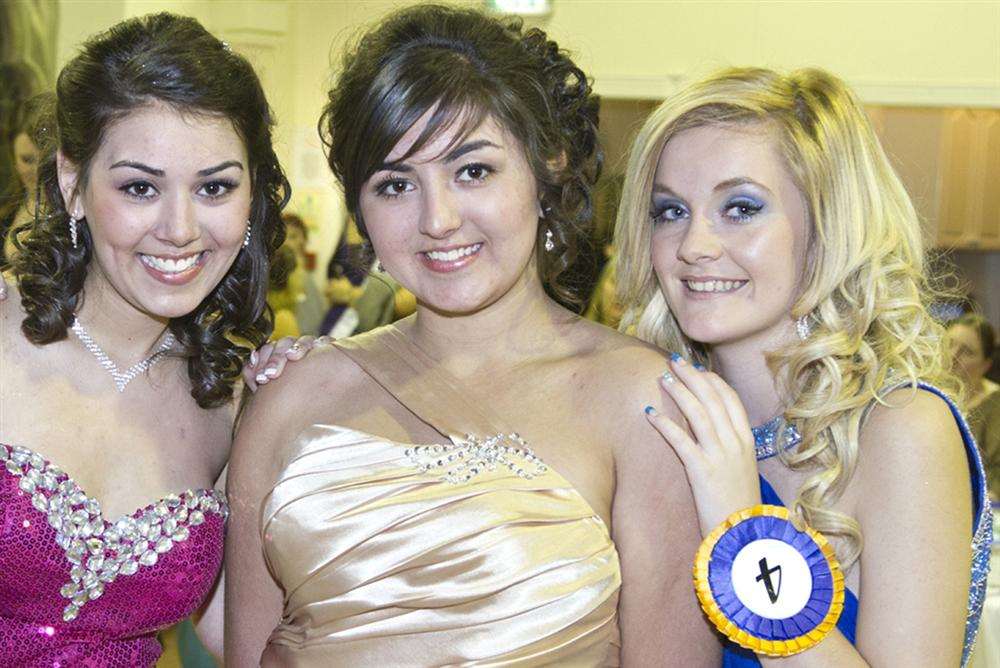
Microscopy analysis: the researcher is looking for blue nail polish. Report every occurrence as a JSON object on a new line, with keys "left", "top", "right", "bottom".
{"left": 644, "top": 405, "right": 656, "bottom": 415}
{"left": 669, "top": 352, "right": 682, "bottom": 362}
{"left": 693, "top": 362, "right": 706, "bottom": 371}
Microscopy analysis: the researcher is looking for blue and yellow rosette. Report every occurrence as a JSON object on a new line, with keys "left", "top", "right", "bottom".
{"left": 693, "top": 505, "right": 844, "bottom": 656}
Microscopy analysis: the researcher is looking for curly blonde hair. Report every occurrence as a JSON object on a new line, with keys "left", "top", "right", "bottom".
{"left": 615, "top": 67, "right": 960, "bottom": 566}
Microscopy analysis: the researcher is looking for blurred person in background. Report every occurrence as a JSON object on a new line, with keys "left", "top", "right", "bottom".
{"left": 949, "top": 314, "right": 1000, "bottom": 499}
{"left": 320, "top": 214, "right": 417, "bottom": 338}
{"left": 0, "top": 61, "right": 38, "bottom": 194}
{"left": 267, "top": 244, "right": 302, "bottom": 340}
{"left": 2, "top": 92, "right": 51, "bottom": 267}
{"left": 274, "top": 212, "right": 326, "bottom": 335}
{"left": 319, "top": 215, "right": 368, "bottom": 336}
{"left": 584, "top": 175, "right": 625, "bottom": 328}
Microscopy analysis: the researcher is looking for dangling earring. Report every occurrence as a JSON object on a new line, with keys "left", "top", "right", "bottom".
{"left": 69, "top": 215, "right": 79, "bottom": 249}
{"left": 796, "top": 314, "right": 812, "bottom": 341}
{"left": 544, "top": 228, "right": 555, "bottom": 253}
{"left": 376, "top": 259, "right": 385, "bottom": 273}
{"left": 242, "top": 219, "right": 251, "bottom": 248}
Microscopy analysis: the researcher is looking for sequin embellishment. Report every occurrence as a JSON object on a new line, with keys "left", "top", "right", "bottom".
{"left": 0, "top": 443, "right": 228, "bottom": 622}
{"left": 752, "top": 416, "right": 801, "bottom": 461}
{"left": 405, "top": 433, "right": 547, "bottom": 484}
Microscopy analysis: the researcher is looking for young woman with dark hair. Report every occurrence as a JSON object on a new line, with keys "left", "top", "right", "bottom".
{"left": 226, "top": 5, "right": 714, "bottom": 666}
{"left": 0, "top": 12, "right": 288, "bottom": 665}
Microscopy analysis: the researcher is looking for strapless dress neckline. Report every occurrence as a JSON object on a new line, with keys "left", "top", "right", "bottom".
{"left": 324, "top": 424, "right": 613, "bottom": 534}
{"left": 0, "top": 441, "right": 227, "bottom": 667}
{"left": 260, "top": 423, "right": 622, "bottom": 667}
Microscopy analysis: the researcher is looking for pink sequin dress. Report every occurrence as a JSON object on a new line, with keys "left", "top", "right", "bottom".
{"left": 0, "top": 443, "right": 227, "bottom": 667}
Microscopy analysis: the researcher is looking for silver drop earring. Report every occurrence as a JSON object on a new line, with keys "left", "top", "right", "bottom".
{"left": 544, "top": 228, "right": 555, "bottom": 253}
{"left": 796, "top": 314, "right": 812, "bottom": 341}
{"left": 69, "top": 216, "right": 78, "bottom": 249}
{"left": 376, "top": 259, "right": 385, "bottom": 273}
{"left": 242, "top": 219, "right": 251, "bottom": 248}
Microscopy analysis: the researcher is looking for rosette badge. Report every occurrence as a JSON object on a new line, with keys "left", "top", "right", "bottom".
{"left": 693, "top": 505, "right": 845, "bottom": 656}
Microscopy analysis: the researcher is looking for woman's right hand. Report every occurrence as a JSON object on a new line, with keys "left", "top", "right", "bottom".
{"left": 242, "top": 335, "right": 332, "bottom": 391}
{"left": 644, "top": 354, "right": 762, "bottom": 536}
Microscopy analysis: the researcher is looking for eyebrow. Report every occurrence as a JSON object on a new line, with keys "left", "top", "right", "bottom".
{"left": 443, "top": 139, "right": 500, "bottom": 163}
{"left": 110, "top": 160, "right": 164, "bottom": 176}
{"left": 651, "top": 177, "right": 775, "bottom": 198}
{"left": 108, "top": 160, "right": 244, "bottom": 177}
{"left": 652, "top": 183, "right": 679, "bottom": 197}
{"left": 376, "top": 139, "right": 502, "bottom": 173}
{"left": 713, "top": 177, "right": 773, "bottom": 195}
{"left": 198, "top": 160, "right": 244, "bottom": 176}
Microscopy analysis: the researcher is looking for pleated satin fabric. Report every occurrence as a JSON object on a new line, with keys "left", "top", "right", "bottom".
{"left": 258, "top": 328, "right": 622, "bottom": 667}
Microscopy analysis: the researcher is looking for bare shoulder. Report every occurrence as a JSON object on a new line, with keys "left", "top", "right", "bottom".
{"left": 570, "top": 318, "right": 671, "bottom": 415}
{"left": 249, "top": 342, "right": 368, "bottom": 412}
{"left": 564, "top": 319, "right": 687, "bottom": 480}
{"left": 0, "top": 282, "right": 39, "bottom": 359}
{"left": 0, "top": 279, "right": 25, "bottom": 328}
{"left": 856, "top": 386, "right": 966, "bottom": 496}
{"left": 861, "top": 387, "right": 963, "bottom": 461}
{"left": 230, "top": 343, "right": 368, "bottom": 478}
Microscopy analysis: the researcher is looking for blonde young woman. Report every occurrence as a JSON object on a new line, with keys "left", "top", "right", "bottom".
{"left": 615, "top": 68, "right": 990, "bottom": 666}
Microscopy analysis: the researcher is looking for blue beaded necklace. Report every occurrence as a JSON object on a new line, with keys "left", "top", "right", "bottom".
{"left": 752, "top": 416, "right": 802, "bottom": 461}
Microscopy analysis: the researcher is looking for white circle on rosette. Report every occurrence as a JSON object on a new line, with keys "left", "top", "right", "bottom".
{"left": 730, "top": 538, "right": 813, "bottom": 619}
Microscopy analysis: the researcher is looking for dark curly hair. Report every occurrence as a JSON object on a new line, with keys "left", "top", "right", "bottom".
{"left": 12, "top": 13, "right": 290, "bottom": 408}
{"left": 320, "top": 4, "right": 601, "bottom": 305}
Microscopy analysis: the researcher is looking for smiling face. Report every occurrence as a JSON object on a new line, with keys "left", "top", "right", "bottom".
{"left": 357, "top": 112, "right": 541, "bottom": 316}
{"left": 59, "top": 102, "right": 251, "bottom": 320}
{"left": 649, "top": 122, "right": 810, "bottom": 349}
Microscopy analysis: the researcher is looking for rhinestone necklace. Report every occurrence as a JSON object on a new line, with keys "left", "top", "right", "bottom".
{"left": 752, "top": 416, "right": 802, "bottom": 461}
{"left": 70, "top": 318, "right": 175, "bottom": 393}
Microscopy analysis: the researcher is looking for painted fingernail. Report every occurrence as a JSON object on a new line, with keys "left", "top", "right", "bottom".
{"left": 670, "top": 352, "right": 684, "bottom": 364}
{"left": 264, "top": 367, "right": 278, "bottom": 378}
{"left": 644, "top": 405, "right": 657, "bottom": 416}
{"left": 693, "top": 361, "right": 706, "bottom": 371}
{"left": 250, "top": 350, "right": 259, "bottom": 366}
{"left": 255, "top": 373, "right": 268, "bottom": 384}
{"left": 661, "top": 370, "right": 675, "bottom": 383}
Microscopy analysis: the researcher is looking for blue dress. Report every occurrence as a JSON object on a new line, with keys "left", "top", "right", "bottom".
{"left": 723, "top": 383, "right": 991, "bottom": 667}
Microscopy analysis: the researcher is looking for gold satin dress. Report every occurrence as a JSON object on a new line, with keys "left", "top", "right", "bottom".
{"left": 259, "top": 328, "right": 622, "bottom": 667}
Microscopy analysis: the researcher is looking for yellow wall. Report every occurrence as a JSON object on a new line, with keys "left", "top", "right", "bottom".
{"left": 51, "top": 0, "right": 1000, "bottom": 275}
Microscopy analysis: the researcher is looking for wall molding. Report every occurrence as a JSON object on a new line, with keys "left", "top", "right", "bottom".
{"left": 595, "top": 74, "right": 1000, "bottom": 108}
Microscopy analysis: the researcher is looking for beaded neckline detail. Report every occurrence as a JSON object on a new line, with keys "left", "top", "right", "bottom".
{"left": 0, "top": 443, "right": 227, "bottom": 622}
{"left": 406, "top": 432, "right": 548, "bottom": 485}
{"left": 752, "top": 416, "right": 801, "bottom": 461}
{"left": 70, "top": 319, "right": 175, "bottom": 393}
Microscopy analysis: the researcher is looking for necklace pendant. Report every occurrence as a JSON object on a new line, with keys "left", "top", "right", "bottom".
{"left": 70, "top": 319, "right": 175, "bottom": 394}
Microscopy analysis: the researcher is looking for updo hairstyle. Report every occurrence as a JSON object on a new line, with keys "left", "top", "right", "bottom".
{"left": 320, "top": 3, "right": 601, "bottom": 305}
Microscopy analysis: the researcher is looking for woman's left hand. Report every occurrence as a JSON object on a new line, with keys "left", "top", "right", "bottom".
{"left": 242, "top": 335, "right": 331, "bottom": 391}
{"left": 644, "top": 354, "right": 762, "bottom": 537}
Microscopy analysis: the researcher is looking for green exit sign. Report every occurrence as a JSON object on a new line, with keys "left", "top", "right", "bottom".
{"left": 486, "top": 0, "right": 552, "bottom": 16}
